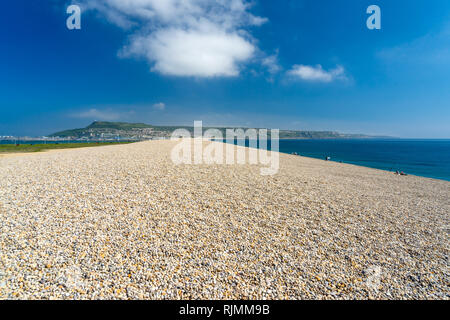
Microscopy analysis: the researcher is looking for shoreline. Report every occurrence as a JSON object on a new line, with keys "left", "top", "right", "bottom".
{"left": 1, "top": 139, "right": 449, "bottom": 182}
{"left": 222, "top": 140, "right": 450, "bottom": 182}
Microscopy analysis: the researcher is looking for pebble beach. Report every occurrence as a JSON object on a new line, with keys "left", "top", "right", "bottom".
{"left": 0, "top": 140, "right": 448, "bottom": 299}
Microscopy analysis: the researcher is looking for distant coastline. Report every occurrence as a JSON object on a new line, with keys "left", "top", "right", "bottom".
{"left": 46, "top": 121, "right": 390, "bottom": 141}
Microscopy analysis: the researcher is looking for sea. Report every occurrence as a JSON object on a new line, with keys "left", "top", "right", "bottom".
{"left": 235, "top": 139, "right": 450, "bottom": 182}
{"left": 2, "top": 139, "right": 450, "bottom": 181}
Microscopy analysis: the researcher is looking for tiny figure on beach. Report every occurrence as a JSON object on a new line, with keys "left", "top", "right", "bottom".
{"left": 325, "top": 156, "right": 331, "bottom": 161}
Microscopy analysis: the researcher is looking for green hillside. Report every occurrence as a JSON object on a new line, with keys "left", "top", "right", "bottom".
{"left": 86, "top": 121, "right": 154, "bottom": 130}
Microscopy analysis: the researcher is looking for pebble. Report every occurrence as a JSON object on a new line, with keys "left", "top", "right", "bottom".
{"left": 0, "top": 140, "right": 448, "bottom": 299}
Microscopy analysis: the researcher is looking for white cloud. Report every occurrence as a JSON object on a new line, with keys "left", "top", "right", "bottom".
{"left": 262, "top": 51, "right": 281, "bottom": 74}
{"left": 122, "top": 28, "right": 254, "bottom": 76}
{"left": 78, "top": 0, "right": 266, "bottom": 77}
{"left": 70, "top": 108, "right": 134, "bottom": 121}
{"left": 153, "top": 102, "right": 165, "bottom": 110}
{"left": 287, "top": 64, "right": 346, "bottom": 83}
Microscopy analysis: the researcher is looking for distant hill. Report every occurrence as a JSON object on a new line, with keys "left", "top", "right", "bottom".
{"left": 50, "top": 121, "right": 376, "bottom": 140}
{"left": 51, "top": 121, "right": 155, "bottom": 138}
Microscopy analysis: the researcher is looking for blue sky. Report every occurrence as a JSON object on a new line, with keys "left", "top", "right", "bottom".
{"left": 1, "top": 0, "right": 449, "bottom": 138}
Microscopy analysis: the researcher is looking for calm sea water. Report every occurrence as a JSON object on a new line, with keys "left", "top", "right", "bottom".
{"left": 2, "top": 139, "right": 450, "bottom": 181}
{"left": 239, "top": 139, "right": 450, "bottom": 181}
